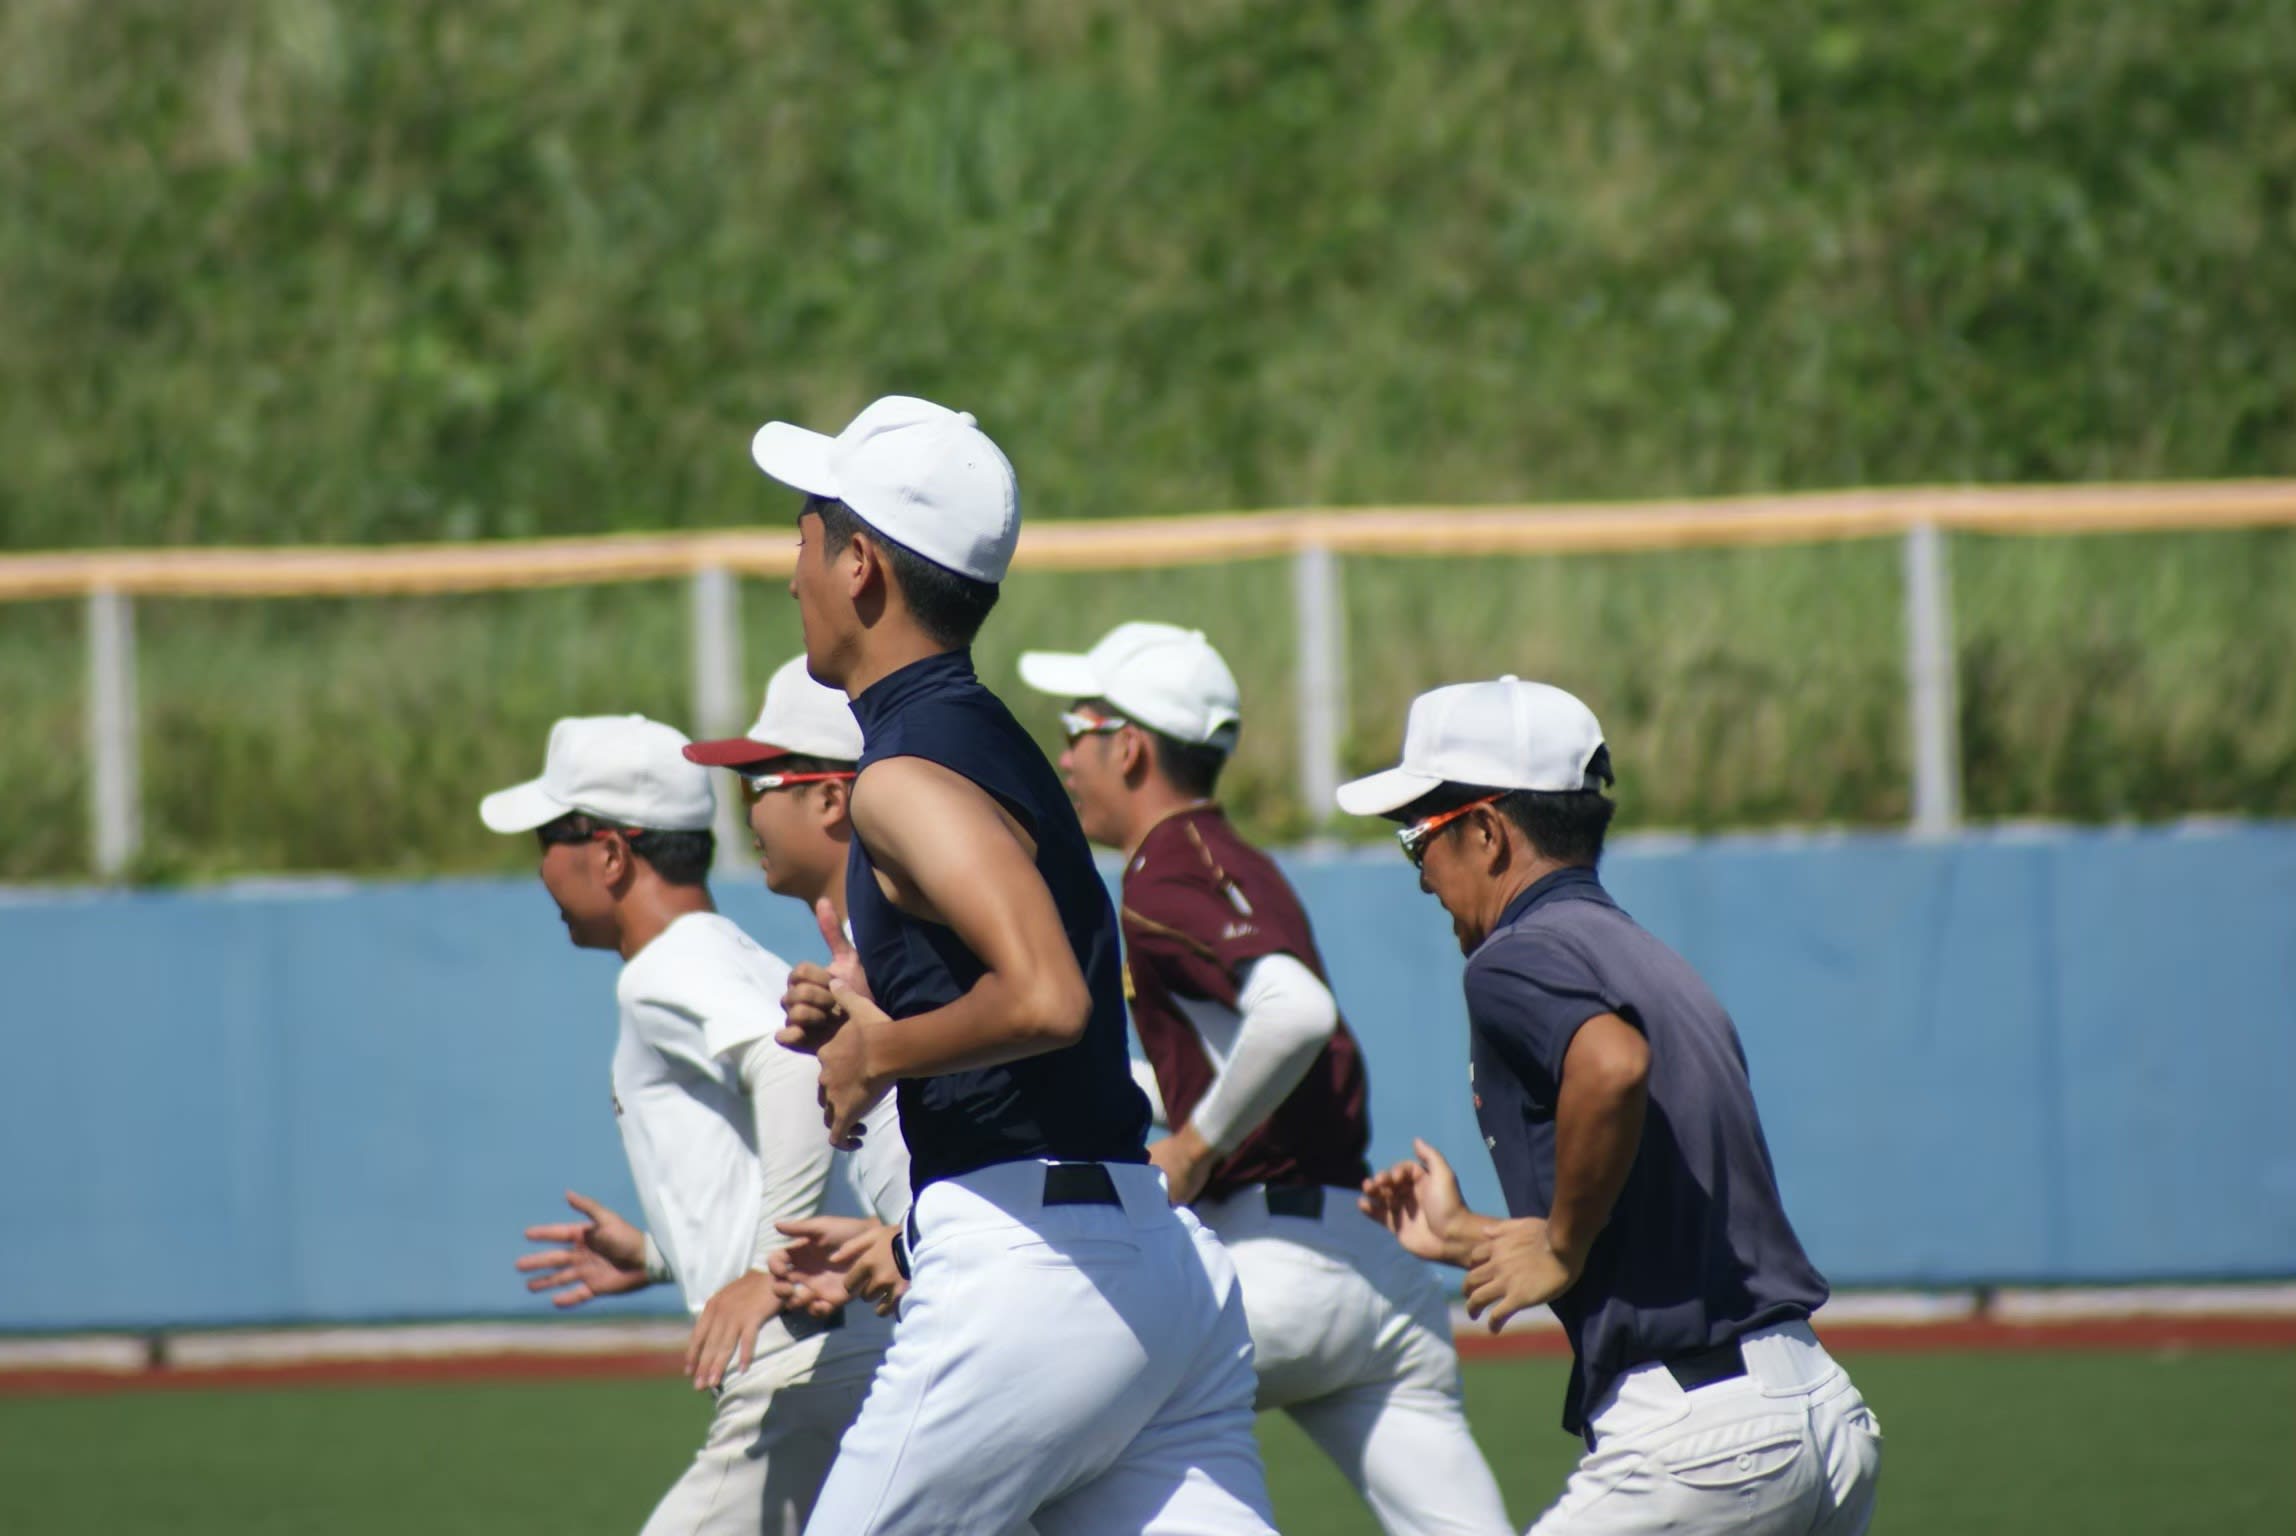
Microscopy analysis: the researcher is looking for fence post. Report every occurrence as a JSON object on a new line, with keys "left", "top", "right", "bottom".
{"left": 1902, "top": 520, "right": 1962, "bottom": 836}
{"left": 1293, "top": 541, "right": 1346, "bottom": 832}
{"left": 688, "top": 565, "right": 749, "bottom": 875}
{"left": 86, "top": 586, "right": 142, "bottom": 879}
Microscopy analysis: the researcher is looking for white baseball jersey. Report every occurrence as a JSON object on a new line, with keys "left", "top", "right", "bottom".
{"left": 614, "top": 909, "right": 911, "bottom": 1534}
{"left": 614, "top": 911, "right": 905, "bottom": 1317}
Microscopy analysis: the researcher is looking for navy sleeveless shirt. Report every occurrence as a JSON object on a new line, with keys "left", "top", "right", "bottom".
{"left": 844, "top": 649, "right": 1150, "bottom": 1192}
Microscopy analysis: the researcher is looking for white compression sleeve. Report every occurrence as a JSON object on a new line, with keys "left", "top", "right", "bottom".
{"left": 849, "top": 1092, "right": 912, "bottom": 1226}
{"left": 735, "top": 1035, "right": 839, "bottom": 1267}
{"left": 1187, "top": 953, "right": 1339, "bottom": 1154}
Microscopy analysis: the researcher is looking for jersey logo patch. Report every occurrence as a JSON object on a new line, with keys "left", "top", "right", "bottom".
{"left": 1221, "top": 921, "right": 1256, "bottom": 942}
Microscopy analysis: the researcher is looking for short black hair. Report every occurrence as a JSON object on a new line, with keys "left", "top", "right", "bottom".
{"left": 808, "top": 495, "right": 1000, "bottom": 649}
{"left": 1087, "top": 699, "right": 1228, "bottom": 798}
{"left": 1396, "top": 746, "right": 1617, "bottom": 867}
{"left": 537, "top": 812, "right": 714, "bottom": 886}
{"left": 1148, "top": 731, "right": 1229, "bottom": 799}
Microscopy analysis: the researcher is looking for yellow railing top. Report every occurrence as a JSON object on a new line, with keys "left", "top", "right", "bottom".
{"left": 3, "top": 479, "right": 2293, "bottom": 601}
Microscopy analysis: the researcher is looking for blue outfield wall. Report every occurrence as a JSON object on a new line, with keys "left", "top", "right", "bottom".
{"left": 3, "top": 823, "right": 2293, "bottom": 1330}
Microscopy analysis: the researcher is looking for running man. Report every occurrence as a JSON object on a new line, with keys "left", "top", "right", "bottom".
{"left": 749, "top": 395, "right": 1276, "bottom": 1535}
{"left": 1018, "top": 620, "right": 1512, "bottom": 1536}
{"left": 486, "top": 713, "right": 901, "bottom": 1536}
{"left": 682, "top": 655, "right": 916, "bottom": 1326}
{"left": 1344, "top": 678, "right": 1883, "bottom": 1535}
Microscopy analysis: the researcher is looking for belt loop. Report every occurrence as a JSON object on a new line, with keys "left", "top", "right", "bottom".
{"left": 893, "top": 1206, "right": 920, "bottom": 1281}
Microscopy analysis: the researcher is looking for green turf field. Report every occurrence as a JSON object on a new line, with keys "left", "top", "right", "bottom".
{"left": 1, "top": 1349, "right": 2288, "bottom": 1534}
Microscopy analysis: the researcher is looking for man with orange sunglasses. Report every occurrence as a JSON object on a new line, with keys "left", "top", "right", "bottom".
{"left": 1020, "top": 622, "right": 1511, "bottom": 1536}
{"left": 1345, "top": 678, "right": 1882, "bottom": 1536}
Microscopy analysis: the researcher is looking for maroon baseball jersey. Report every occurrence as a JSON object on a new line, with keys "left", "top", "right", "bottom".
{"left": 1120, "top": 804, "right": 1371, "bottom": 1202}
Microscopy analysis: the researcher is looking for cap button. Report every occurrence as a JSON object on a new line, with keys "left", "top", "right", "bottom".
{"left": 955, "top": 411, "right": 978, "bottom": 428}
{"left": 1499, "top": 673, "right": 1519, "bottom": 683}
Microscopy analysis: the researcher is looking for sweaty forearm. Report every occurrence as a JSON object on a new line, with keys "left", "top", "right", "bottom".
{"left": 864, "top": 968, "right": 1090, "bottom": 1080}
{"left": 1545, "top": 1022, "right": 1648, "bottom": 1264}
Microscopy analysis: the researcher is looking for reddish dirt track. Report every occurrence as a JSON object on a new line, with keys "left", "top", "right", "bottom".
{"left": 1452, "top": 1314, "right": 2296, "bottom": 1361}
{"left": 6, "top": 1315, "right": 2294, "bottom": 1396}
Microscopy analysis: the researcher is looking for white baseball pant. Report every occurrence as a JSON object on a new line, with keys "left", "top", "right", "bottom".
{"left": 1198, "top": 1186, "right": 1513, "bottom": 1536}
{"left": 1527, "top": 1320, "right": 1881, "bottom": 1535}
{"left": 640, "top": 1315, "right": 893, "bottom": 1536}
{"left": 801, "top": 1159, "right": 1275, "bottom": 1536}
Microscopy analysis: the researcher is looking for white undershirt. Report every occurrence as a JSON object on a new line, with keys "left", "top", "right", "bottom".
{"left": 1179, "top": 952, "right": 1340, "bottom": 1153}
{"left": 613, "top": 912, "right": 909, "bottom": 1317}
{"left": 731, "top": 1036, "right": 907, "bottom": 1268}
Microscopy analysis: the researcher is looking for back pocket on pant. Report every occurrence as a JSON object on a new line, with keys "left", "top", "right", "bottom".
{"left": 1005, "top": 1237, "right": 1142, "bottom": 1270}
{"left": 1656, "top": 1415, "right": 1812, "bottom": 1494}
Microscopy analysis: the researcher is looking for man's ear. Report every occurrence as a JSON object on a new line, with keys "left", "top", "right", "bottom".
{"left": 844, "top": 528, "right": 895, "bottom": 627}
{"left": 815, "top": 778, "right": 853, "bottom": 836}
{"left": 845, "top": 528, "right": 886, "bottom": 600}
{"left": 1475, "top": 806, "right": 1513, "bottom": 876}
{"left": 594, "top": 828, "right": 636, "bottom": 890}
{"left": 1118, "top": 726, "right": 1155, "bottom": 784}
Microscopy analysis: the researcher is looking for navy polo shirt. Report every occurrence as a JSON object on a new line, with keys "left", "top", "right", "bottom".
{"left": 1465, "top": 866, "right": 1829, "bottom": 1437}
{"left": 845, "top": 649, "right": 1150, "bottom": 1192}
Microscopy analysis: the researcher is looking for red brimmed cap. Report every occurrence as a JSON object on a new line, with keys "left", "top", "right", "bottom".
{"left": 678, "top": 656, "right": 863, "bottom": 771}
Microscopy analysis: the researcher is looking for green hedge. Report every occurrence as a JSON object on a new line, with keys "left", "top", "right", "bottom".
{"left": 5, "top": 1, "right": 2293, "bottom": 545}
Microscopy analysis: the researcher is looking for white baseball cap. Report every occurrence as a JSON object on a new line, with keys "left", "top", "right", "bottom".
{"left": 1335, "top": 677, "right": 1610, "bottom": 817}
{"left": 479, "top": 715, "right": 717, "bottom": 834}
{"left": 750, "top": 395, "right": 1020, "bottom": 584}
{"left": 1017, "top": 621, "right": 1242, "bottom": 749}
{"left": 683, "top": 655, "right": 864, "bottom": 769}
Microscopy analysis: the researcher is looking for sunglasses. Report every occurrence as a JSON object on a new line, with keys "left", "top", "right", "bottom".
{"left": 1396, "top": 793, "right": 1503, "bottom": 868}
{"left": 1058, "top": 710, "right": 1130, "bottom": 744}
{"left": 739, "top": 769, "right": 858, "bottom": 796}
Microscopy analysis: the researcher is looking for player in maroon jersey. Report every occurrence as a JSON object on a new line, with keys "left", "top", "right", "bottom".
{"left": 1021, "top": 622, "right": 1512, "bottom": 1536}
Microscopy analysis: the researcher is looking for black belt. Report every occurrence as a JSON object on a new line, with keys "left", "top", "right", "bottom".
{"left": 1663, "top": 1338, "right": 1748, "bottom": 1393}
{"left": 1044, "top": 1161, "right": 1123, "bottom": 1207}
{"left": 894, "top": 1162, "right": 1124, "bottom": 1281}
{"left": 1264, "top": 1186, "right": 1326, "bottom": 1220}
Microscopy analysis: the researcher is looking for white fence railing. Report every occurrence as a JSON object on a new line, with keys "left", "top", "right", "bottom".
{"left": 9, "top": 478, "right": 2296, "bottom": 877}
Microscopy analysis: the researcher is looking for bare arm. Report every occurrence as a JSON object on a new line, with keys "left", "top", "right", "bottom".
{"left": 1544, "top": 1011, "right": 1649, "bottom": 1268}
{"left": 834, "top": 756, "right": 1094, "bottom": 1079}
{"left": 1462, "top": 1011, "right": 1649, "bottom": 1330}
{"left": 1358, "top": 1139, "right": 1497, "bottom": 1266}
